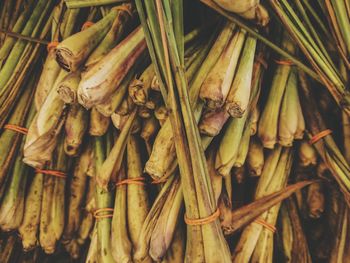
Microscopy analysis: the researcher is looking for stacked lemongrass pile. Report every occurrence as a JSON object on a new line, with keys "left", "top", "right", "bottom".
{"left": 1, "top": 0, "right": 350, "bottom": 262}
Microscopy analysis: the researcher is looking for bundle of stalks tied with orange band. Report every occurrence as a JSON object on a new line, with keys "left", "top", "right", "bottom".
{"left": 2, "top": 0, "right": 350, "bottom": 262}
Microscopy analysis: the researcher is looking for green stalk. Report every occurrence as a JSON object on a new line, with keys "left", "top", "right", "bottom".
{"left": 94, "top": 135, "right": 114, "bottom": 263}
{"left": 65, "top": 0, "right": 126, "bottom": 8}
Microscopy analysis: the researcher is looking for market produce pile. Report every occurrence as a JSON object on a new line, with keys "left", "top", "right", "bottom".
{"left": 1, "top": 0, "right": 350, "bottom": 262}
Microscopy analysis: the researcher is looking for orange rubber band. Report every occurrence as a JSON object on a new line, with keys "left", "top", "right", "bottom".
{"left": 4, "top": 124, "right": 28, "bottom": 135}
{"left": 151, "top": 178, "right": 167, "bottom": 184}
{"left": 115, "top": 5, "right": 133, "bottom": 17}
{"left": 47, "top": 41, "right": 59, "bottom": 52}
{"left": 309, "top": 129, "right": 332, "bottom": 144}
{"left": 94, "top": 208, "right": 114, "bottom": 219}
{"left": 35, "top": 169, "right": 67, "bottom": 179}
{"left": 81, "top": 21, "right": 94, "bottom": 31}
{"left": 274, "top": 59, "right": 293, "bottom": 66}
{"left": 184, "top": 208, "right": 220, "bottom": 226}
{"left": 254, "top": 218, "right": 276, "bottom": 233}
{"left": 116, "top": 177, "right": 146, "bottom": 186}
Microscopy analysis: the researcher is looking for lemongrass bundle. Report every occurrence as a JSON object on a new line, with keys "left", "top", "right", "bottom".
{"left": 258, "top": 42, "right": 294, "bottom": 147}
{"left": 0, "top": 82, "right": 33, "bottom": 188}
{"left": 78, "top": 26, "right": 146, "bottom": 108}
{"left": 225, "top": 34, "right": 257, "bottom": 117}
{"left": 145, "top": 22, "right": 231, "bottom": 180}
{"left": 299, "top": 73, "right": 350, "bottom": 205}
{"left": 232, "top": 147, "right": 293, "bottom": 262}
{"left": 215, "top": 52, "right": 263, "bottom": 176}
{"left": 55, "top": 8, "right": 119, "bottom": 72}
{"left": 212, "top": 0, "right": 270, "bottom": 25}
{"left": 247, "top": 137, "right": 264, "bottom": 176}
{"left": 199, "top": 24, "right": 244, "bottom": 109}
{"left": 89, "top": 107, "right": 111, "bottom": 137}
{"left": 39, "top": 140, "right": 68, "bottom": 254}
{"left": 0, "top": 104, "right": 35, "bottom": 231}
{"left": 269, "top": 0, "right": 350, "bottom": 114}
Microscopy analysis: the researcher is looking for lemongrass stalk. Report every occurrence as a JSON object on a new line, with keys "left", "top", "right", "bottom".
{"left": 18, "top": 170, "right": 44, "bottom": 251}
{"left": 86, "top": 226, "right": 98, "bottom": 263}
{"left": 298, "top": 140, "right": 317, "bottom": 167}
{"left": 278, "top": 69, "right": 299, "bottom": 147}
{"left": 64, "top": 104, "right": 88, "bottom": 156}
{"left": 215, "top": 114, "right": 248, "bottom": 176}
{"left": 39, "top": 141, "right": 68, "bottom": 254}
{"left": 55, "top": 9, "right": 118, "bottom": 72}
{"left": 207, "top": 146, "right": 223, "bottom": 204}
{"left": 247, "top": 137, "right": 264, "bottom": 176}
{"left": 126, "top": 135, "right": 151, "bottom": 262}
{"left": 63, "top": 142, "right": 92, "bottom": 242}
{"left": 226, "top": 35, "right": 256, "bottom": 117}
{"left": 57, "top": 71, "right": 81, "bottom": 104}
{"left": 161, "top": 223, "right": 186, "bottom": 263}
{"left": 129, "top": 65, "right": 155, "bottom": 106}
{"left": 258, "top": 65, "right": 291, "bottom": 148}
{"left": 149, "top": 180, "right": 183, "bottom": 261}
{"left": 0, "top": 81, "right": 33, "bottom": 186}
{"left": 65, "top": 0, "right": 126, "bottom": 8}
{"left": 95, "top": 135, "right": 114, "bottom": 263}
{"left": 294, "top": 97, "right": 305, "bottom": 140}
{"left": 89, "top": 107, "right": 110, "bottom": 136}
{"left": 78, "top": 26, "right": 146, "bottom": 108}
{"left": 198, "top": 108, "right": 230, "bottom": 136}
{"left": 111, "top": 112, "right": 129, "bottom": 130}
{"left": 0, "top": 103, "right": 36, "bottom": 231}
{"left": 97, "top": 110, "right": 136, "bottom": 189}
{"left": 0, "top": 0, "right": 50, "bottom": 90}
{"left": 154, "top": 105, "right": 169, "bottom": 124}
{"left": 85, "top": 3, "right": 133, "bottom": 69}
{"left": 234, "top": 119, "right": 252, "bottom": 167}
{"left": 95, "top": 66, "right": 135, "bottom": 117}
{"left": 111, "top": 163, "right": 132, "bottom": 263}
{"left": 34, "top": 50, "right": 62, "bottom": 109}
{"left": 61, "top": 8, "right": 80, "bottom": 39}
{"left": 200, "top": 25, "right": 245, "bottom": 109}
{"left": 306, "top": 182, "right": 325, "bottom": 218}
{"left": 250, "top": 106, "right": 260, "bottom": 135}
{"left": 23, "top": 71, "right": 68, "bottom": 168}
